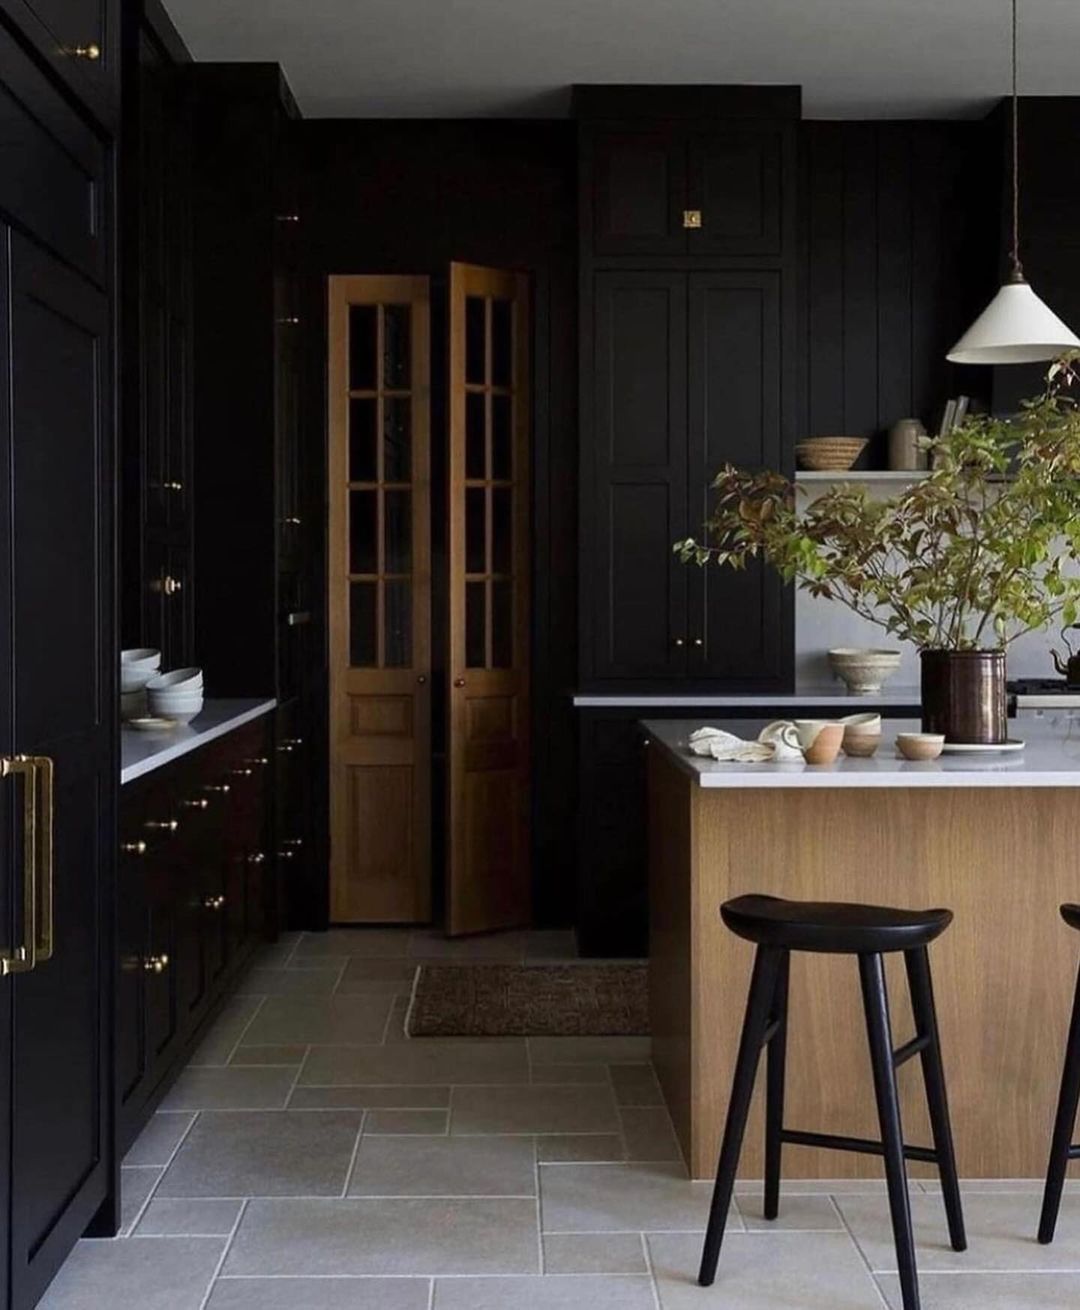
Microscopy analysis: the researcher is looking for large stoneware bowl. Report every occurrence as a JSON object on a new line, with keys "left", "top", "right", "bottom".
{"left": 828, "top": 648, "right": 902, "bottom": 696}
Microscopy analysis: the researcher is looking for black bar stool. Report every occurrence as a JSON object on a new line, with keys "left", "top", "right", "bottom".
{"left": 699, "top": 894, "right": 966, "bottom": 1310}
{"left": 1039, "top": 903, "right": 1080, "bottom": 1244}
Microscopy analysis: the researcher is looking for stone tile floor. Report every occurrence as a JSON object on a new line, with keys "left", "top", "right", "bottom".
{"left": 40, "top": 927, "right": 1080, "bottom": 1308}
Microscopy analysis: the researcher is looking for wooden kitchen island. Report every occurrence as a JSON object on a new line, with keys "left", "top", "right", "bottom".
{"left": 646, "top": 716, "right": 1080, "bottom": 1180}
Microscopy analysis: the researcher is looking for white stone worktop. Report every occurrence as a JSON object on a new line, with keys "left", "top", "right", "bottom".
{"left": 575, "top": 683, "right": 922, "bottom": 709}
{"left": 121, "top": 698, "right": 277, "bottom": 785}
{"left": 643, "top": 715, "right": 1080, "bottom": 788}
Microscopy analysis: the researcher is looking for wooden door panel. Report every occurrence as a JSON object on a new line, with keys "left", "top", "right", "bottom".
{"left": 328, "top": 276, "right": 431, "bottom": 923}
{"left": 447, "top": 264, "right": 530, "bottom": 936}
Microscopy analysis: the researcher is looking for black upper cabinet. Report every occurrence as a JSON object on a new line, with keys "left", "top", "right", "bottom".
{"left": 588, "top": 124, "right": 788, "bottom": 259}
{"left": 0, "top": 0, "right": 118, "bottom": 128}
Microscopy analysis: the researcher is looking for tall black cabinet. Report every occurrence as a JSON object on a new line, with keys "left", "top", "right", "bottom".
{"left": 0, "top": 3, "right": 118, "bottom": 1304}
{"left": 575, "top": 86, "right": 798, "bottom": 954}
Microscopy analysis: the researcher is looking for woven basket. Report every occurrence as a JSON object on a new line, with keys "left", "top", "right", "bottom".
{"left": 795, "top": 436, "right": 868, "bottom": 472}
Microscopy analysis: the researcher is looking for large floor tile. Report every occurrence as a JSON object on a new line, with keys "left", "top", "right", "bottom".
{"left": 536, "top": 1134, "right": 626, "bottom": 1163}
{"left": 619, "top": 1106, "right": 683, "bottom": 1162}
{"left": 301, "top": 1040, "right": 529, "bottom": 1086}
{"left": 120, "top": 1166, "right": 163, "bottom": 1234}
{"left": 409, "top": 929, "right": 527, "bottom": 960}
{"left": 159, "top": 1065, "right": 297, "bottom": 1111}
{"left": 530, "top": 1062, "right": 610, "bottom": 1085}
{"left": 157, "top": 1110, "right": 363, "bottom": 1197}
{"left": 837, "top": 1191, "right": 1080, "bottom": 1271}
{"left": 432, "top": 1275, "right": 656, "bottom": 1308}
{"left": 241, "top": 995, "right": 393, "bottom": 1045}
{"left": 188, "top": 997, "right": 264, "bottom": 1066}
{"left": 649, "top": 1230, "right": 884, "bottom": 1308}
{"left": 236, "top": 966, "right": 342, "bottom": 996}
{"left": 38, "top": 1237, "right": 225, "bottom": 1310}
{"left": 877, "top": 1270, "right": 1080, "bottom": 1308}
{"left": 451, "top": 1084, "right": 619, "bottom": 1134}
{"left": 229, "top": 1044, "right": 308, "bottom": 1066}
{"left": 349, "top": 1134, "right": 536, "bottom": 1197}
{"left": 289, "top": 1084, "right": 450, "bottom": 1110}
{"left": 736, "top": 1191, "right": 844, "bottom": 1231}
{"left": 540, "top": 1162, "right": 719, "bottom": 1233}
{"left": 207, "top": 1278, "right": 431, "bottom": 1309}
{"left": 292, "top": 929, "right": 412, "bottom": 959}
{"left": 136, "top": 1197, "right": 243, "bottom": 1236}
{"left": 527, "top": 1036, "right": 651, "bottom": 1064}
{"left": 609, "top": 1063, "right": 664, "bottom": 1106}
{"left": 336, "top": 959, "right": 418, "bottom": 995}
{"left": 123, "top": 1112, "right": 195, "bottom": 1167}
{"left": 223, "top": 1197, "right": 539, "bottom": 1275}
{"left": 543, "top": 1232, "right": 648, "bottom": 1274}
{"left": 364, "top": 1109, "right": 448, "bottom": 1134}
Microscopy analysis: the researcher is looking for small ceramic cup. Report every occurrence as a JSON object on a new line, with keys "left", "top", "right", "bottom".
{"left": 896, "top": 732, "right": 945, "bottom": 761}
{"left": 840, "top": 712, "right": 883, "bottom": 758}
{"left": 758, "top": 720, "right": 803, "bottom": 762}
{"left": 794, "top": 719, "right": 844, "bottom": 765}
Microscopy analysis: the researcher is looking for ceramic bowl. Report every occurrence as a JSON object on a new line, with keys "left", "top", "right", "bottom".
{"left": 828, "top": 648, "right": 902, "bottom": 695}
{"left": 896, "top": 732, "right": 945, "bottom": 761}
{"left": 793, "top": 719, "right": 844, "bottom": 765}
{"left": 146, "top": 667, "right": 203, "bottom": 691}
{"left": 120, "top": 665, "right": 157, "bottom": 693}
{"left": 121, "top": 647, "right": 161, "bottom": 672}
{"left": 842, "top": 733, "right": 881, "bottom": 758}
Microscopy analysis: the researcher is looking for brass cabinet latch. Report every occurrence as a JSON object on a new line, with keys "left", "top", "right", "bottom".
{"left": 0, "top": 755, "right": 55, "bottom": 975}
{"left": 683, "top": 209, "right": 703, "bottom": 229}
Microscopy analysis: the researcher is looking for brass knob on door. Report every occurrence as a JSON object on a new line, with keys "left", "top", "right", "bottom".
{"left": 145, "top": 819, "right": 179, "bottom": 833}
{"left": 278, "top": 848, "right": 295, "bottom": 860}
{"left": 203, "top": 783, "right": 231, "bottom": 794}
{"left": 245, "top": 757, "right": 270, "bottom": 767}
{"left": 283, "top": 838, "right": 303, "bottom": 848}
{"left": 203, "top": 895, "right": 226, "bottom": 911}
{"left": 416, "top": 675, "right": 427, "bottom": 685}
{"left": 276, "top": 214, "right": 300, "bottom": 223}
{"left": 231, "top": 767, "right": 253, "bottom": 778}
{"left": 673, "top": 637, "right": 685, "bottom": 648}
{"left": 285, "top": 737, "right": 303, "bottom": 747}
{"left": 182, "top": 798, "right": 209, "bottom": 810}
{"left": 164, "top": 481, "right": 183, "bottom": 492}
{"left": 247, "top": 852, "right": 266, "bottom": 865}
{"left": 284, "top": 516, "right": 302, "bottom": 526}
{"left": 693, "top": 638, "right": 704, "bottom": 648}
{"left": 143, "top": 954, "right": 169, "bottom": 974}
{"left": 454, "top": 678, "right": 466, "bottom": 688}
{"left": 163, "top": 575, "right": 182, "bottom": 597}
{"left": 71, "top": 43, "right": 101, "bottom": 59}
{"left": 121, "top": 840, "right": 147, "bottom": 856}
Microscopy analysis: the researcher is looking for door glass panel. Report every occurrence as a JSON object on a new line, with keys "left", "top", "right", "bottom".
{"left": 491, "top": 394, "right": 511, "bottom": 480}
{"left": 384, "top": 490, "right": 412, "bottom": 573}
{"left": 349, "top": 581, "right": 377, "bottom": 666}
{"left": 465, "top": 296, "right": 486, "bottom": 385}
{"left": 491, "top": 298, "right": 512, "bottom": 387}
{"left": 383, "top": 579, "right": 412, "bottom": 667}
{"left": 383, "top": 304, "right": 411, "bottom": 389}
{"left": 349, "top": 397, "right": 377, "bottom": 481}
{"left": 383, "top": 396, "right": 412, "bottom": 481}
{"left": 465, "top": 392, "right": 486, "bottom": 480}
{"left": 465, "top": 487, "right": 486, "bottom": 574}
{"left": 349, "top": 305, "right": 377, "bottom": 390}
{"left": 491, "top": 580, "right": 512, "bottom": 668}
{"left": 349, "top": 489, "right": 377, "bottom": 573}
{"left": 466, "top": 581, "right": 486, "bottom": 668}
{"left": 492, "top": 486, "right": 512, "bottom": 575}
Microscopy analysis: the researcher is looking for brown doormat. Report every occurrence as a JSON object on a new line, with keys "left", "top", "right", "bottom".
{"left": 406, "top": 963, "right": 649, "bottom": 1037}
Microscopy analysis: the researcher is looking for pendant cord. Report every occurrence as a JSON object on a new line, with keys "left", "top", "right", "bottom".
{"left": 1010, "top": 0, "right": 1023, "bottom": 281}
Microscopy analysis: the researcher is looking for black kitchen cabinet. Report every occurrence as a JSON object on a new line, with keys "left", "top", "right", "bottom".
{"left": 0, "top": 217, "right": 115, "bottom": 1306}
{"left": 586, "top": 268, "right": 790, "bottom": 686}
{"left": 0, "top": 0, "right": 118, "bottom": 130}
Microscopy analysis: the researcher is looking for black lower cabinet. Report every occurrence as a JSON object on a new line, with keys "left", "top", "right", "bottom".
{"left": 117, "top": 719, "right": 271, "bottom": 1153}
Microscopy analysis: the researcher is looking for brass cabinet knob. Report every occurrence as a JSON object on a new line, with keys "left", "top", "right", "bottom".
{"left": 283, "top": 838, "right": 303, "bottom": 849}
{"left": 163, "top": 575, "right": 182, "bottom": 597}
{"left": 231, "top": 767, "right": 253, "bottom": 778}
{"left": 673, "top": 637, "right": 685, "bottom": 648}
{"left": 164, "top": 480, "right": 184, "bottom": 492}
{"left": 203, "top": 783, "right": 231, "bottom": 796}
{"left": 454, "top": 678, "right": 466, "bottom": 688}
{"left": 277, "top": 316, "right": 300, "bottom": 326}
{"left": 276, "top": 213, "right": 300, "bottom": 223}
{"left": 284, "top": 737, "right": 303, "bottom": 747}
{"left": 247, "top": 852, "right": 266, "bottom": 865}
{"left": 284, "top": 516, "right": 302, "bottom": 526}
{"left": 182, "top": 797, "right": 209, "bottom": 810}
{"left": 245, "top": 757, "right": 269, "bottom": 767}
{"left": 71, "top": 43, "right": 101, "bottom": 59}
{"left": 202, "top": 894, "right": 226, "bottom": 911}
{"left": 121, "top": 840, "right": 147, "bottom": 855}
{"left": 144, "top": 818, "right": 179, "bottom": 833}
{"left": 278, "top": 848, "right": 295, "bottom": 860}
{"left": 683, "top": 209, "right": 702, "bottom": 229}
{"left": 143, "top": 954, "right": 169, "bottom": 974}
{"left": 416, "top": 675, "right": 427, "bottom": 684}
{"left": 693, "top": 637, "right": 704, "bottom": 648}
{"left": 277, "top": 744, "right": 294, "bottom": 754}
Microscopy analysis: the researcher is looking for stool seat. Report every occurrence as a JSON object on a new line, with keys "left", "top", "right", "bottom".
{"left": 1061, "top": 904, "right": 1080, "bottom": 932}
{"left": 721, "top": 894, "right": 953, "bottom": 955}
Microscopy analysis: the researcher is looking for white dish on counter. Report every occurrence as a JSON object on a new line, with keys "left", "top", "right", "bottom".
{"left": 940, "top": 739, "right": 1025, "bottom": 754}
{"left": 126, "top": 716, "right": 178, "bottom": 733}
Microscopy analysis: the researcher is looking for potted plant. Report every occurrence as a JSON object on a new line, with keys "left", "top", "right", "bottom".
{"left": 675, "top": 356, "right": 1080, "bottom": 743}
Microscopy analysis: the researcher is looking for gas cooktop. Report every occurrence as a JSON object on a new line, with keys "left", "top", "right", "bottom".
{"left": 1009, "top": 678, "right": 1080, "bottom": 706}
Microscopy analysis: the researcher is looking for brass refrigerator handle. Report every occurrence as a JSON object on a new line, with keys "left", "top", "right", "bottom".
{"left": 0, "top": 754, "right": 53, "bottom": 975}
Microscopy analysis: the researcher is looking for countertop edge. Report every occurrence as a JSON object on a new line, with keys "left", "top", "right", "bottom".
{"left": 121, "top": 698, "right": 278, "bottom": 785}
{"left": 574, "top": 690, "right": 923, "bottom": 708}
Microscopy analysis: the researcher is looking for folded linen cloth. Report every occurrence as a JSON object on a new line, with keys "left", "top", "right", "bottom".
{"left": 686, "top": 726, "right": 775, "bottom": 763}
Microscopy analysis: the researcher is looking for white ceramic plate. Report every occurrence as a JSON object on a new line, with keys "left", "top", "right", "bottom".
{"left": 126, "top": 716, "right": 178, "bottom": 733}
{"left": 939, "top": 738, "right": 1025, "bottom": 754}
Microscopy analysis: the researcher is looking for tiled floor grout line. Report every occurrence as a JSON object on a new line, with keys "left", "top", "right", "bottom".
{"left": 830, "top": 1191, "right": 893, "bottom": 1306}
{"left": 220, "top": 995, "right": 268, "bottom": 1066}
{"left": 198, "top": 1196, "right": 249, "bottom": 1310}
{"left": 640, "top": 1230, "right": 664, "bottom": 1310}
{"left": 281, "top": 1044, "right": 313, "bottom": 1109}
{"left": 340, "top": 1110, "right": 367, "bottom": 1196}
{"left": 426, "top": 1274, "right": 435, "bottom": 1309}
{"left": 121, "top": 1110, "right": 202, "bottom": 1236}
{"left": 533, "top": 1135, "right": 544, "bottom": 1274}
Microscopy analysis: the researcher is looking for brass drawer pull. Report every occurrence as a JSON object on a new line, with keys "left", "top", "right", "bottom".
{"left": 203, "top": 784, "right": 231, "bottom": 795}
{"left": 203, "top": 895, "right": 226, "bottom": 911}
{"left": 182, "top": 798, "right": 209, "bottom": 810}
{"left": 231, "top": 768, "right": 253, "bottom": 778}
{"left": 121, "top": 840, "right": 148, "bottom": 856}
{"left": 145, "top": 819, "right": 179, "bottom": 832}
{"left": 71, "top": 43, "right": 101, "bottom": 60}
{"left": 278, "top": 848, "right": 295, "bottom": 861}
{"left": 164, "top": 480, "right": 184, "bottom": 492}
{"left": 143, "top": 954, "right": 169, "bottom": 974}
{"left": 244, "top": 757, "right": 270, "bottom": 767}
{"left": 283, "top": 838, "right": 303, "bottom": 848}
{"left": 247, "top": 852, "right": 266, "bottom": 865}
{"left": 0, "top": 756, "right": 54, "bottom": 974}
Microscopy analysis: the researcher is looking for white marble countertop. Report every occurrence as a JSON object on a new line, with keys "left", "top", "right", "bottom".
{"left": 575, "top": 684, "right": 923, "bottom": 709}
{"left": 121, "top": 698, "right": 277, "bottom": 785}
{"left": 643, "top": 716, "right": 1080, "bottom": 788}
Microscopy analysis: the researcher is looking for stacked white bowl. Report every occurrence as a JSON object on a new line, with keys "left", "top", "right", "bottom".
{"left": 145, "top": 668, "right": 204, "bottom": 724}
{"left": 120, "top": 648, "right": 161, "bottom": 720}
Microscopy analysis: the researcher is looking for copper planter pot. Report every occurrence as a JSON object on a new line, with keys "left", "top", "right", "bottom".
{"left": 920, "top": 649, "right": 1007, "bottom": 744}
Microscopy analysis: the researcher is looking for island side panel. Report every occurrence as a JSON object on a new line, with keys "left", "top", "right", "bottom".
{"left": 682, "top": 785, "right": 1080, "bottom": 1180}
{"left": 647, "top": 748, "right": 696, "bottom": 1162}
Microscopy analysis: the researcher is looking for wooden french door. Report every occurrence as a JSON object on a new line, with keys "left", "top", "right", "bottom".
{"left": 328, "top": 276, "right": 431, "bottom": 922}
{"left": 447, "top": 264, "right": 531, "bottom": 935}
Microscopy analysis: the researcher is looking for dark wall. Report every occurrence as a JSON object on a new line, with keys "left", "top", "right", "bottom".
{"left": 799, "top": 121, "right": 998, "bottom": 463}
{"left": 293, "top": 120, "right": 579, "bottom": 928}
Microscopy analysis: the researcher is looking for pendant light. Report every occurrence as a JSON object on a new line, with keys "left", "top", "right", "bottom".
{"left": 946, "top": 0, "right": 1080, "bottom": 364}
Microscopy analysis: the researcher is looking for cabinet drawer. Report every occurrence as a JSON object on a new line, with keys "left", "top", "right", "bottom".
{"left": 0, "top": 28, "right": 107, "bottom": 284}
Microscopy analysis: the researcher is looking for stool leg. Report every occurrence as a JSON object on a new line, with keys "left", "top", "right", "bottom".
{"left": 859, "top": 952, "right": 920, "bottom": 1310}
{"left": 905, "top": 947, "right": 966, "bottom": 1253}
{"left": 699, "top": 944, "right": 782, "bottom": 1287}
{"left": 1039, "top": 961, "right": 1080, "bottom": 1244}
{"left": 763, "top": 949, "right": 790, "bottom": 1222}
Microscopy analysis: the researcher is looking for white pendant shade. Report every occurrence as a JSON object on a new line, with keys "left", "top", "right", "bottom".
{"left": 947, "top": 280, "right": 1080, "bottom": 365}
